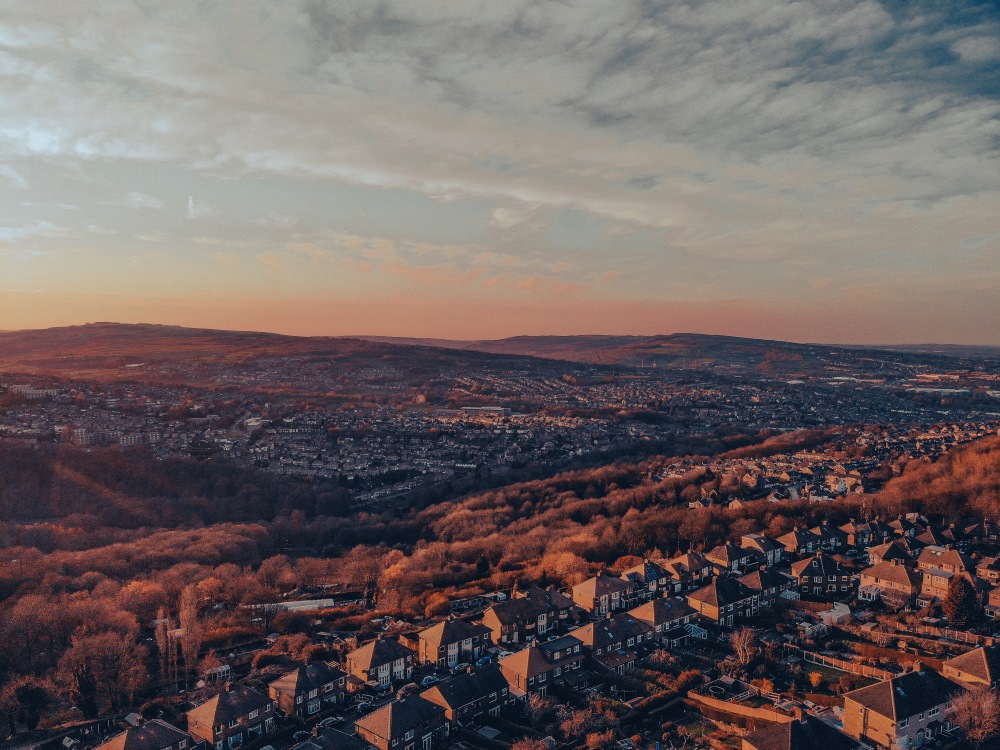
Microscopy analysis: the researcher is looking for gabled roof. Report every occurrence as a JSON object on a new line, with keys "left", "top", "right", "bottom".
{"left": 420, "top": 665, "right": 509, "bottom": 711}
{"left": 777, "top": 528, "right": 822, "bottom": 548}
{"left": 621, "top": 560, "right": 669, "bottom": 585}
{"left": 739, "top": 568, "right": 792, "bottom": 592}
{"left": 791, "top": 553, "right": 844, "bottom": 578}
{"left": 97, "top": 720, "right": 189, "bottom": 750}
{"left": 662, "top": 552, "right": 711, "bottom": 576}
{"left": 741, "top": 534, "right": 783, "bottom": 554}
{"left": 292, "top": 729, "right": 368, "bottom": 750}
{"left": 844, "top": 666, "right": 964, "bottom": 720}
{"left": 868, "top": 540, "right": 913, "bottom": 563}
{"left": 705, "top": 544, "right": 753, "bottom": 566}
{"left": 515, "top": 586, "right": 574, "bottom": 610}
{"left": 269, "top": 662, "right": 346, "bottom": 696}
{"left": 354, "top": 696, "right": 445, "bottom": 742}
{"left": 688, "top": 577, "right": 756, "bottom": 608}
{"left": 743, "top": 715, "right": 861, "bottom": 750}
{"left": 627, "top": 597, "right": 696, "bottom": 627}
{"left": 573, "top": 574, "right": 635, "bottom": 600}
{"left": 944, "top": 646, "right": 1000, "bottom": 685}
{"left": 347, "top": 638, "right": 414, "bottom": 671}
{"left": 861, "top": 561, "right": 921, "bottom": 589}
{"left": 499, "top": 637, "right": 583, "bottom": 678}
{"left": 187, "top": 685, "right": 271, "bottom": 730}
{"left": 417, "top": 618, "right": 491, "bottom": 650}
{"left": 568, "top": 613, "right": 653, "bottom": 650}
{"left": 917, "top": 546, "right": 972, "bottom": 573}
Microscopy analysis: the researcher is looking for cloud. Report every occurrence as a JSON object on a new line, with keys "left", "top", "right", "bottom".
{"left": 0, "top": 164, "right": 28, "bottom": 188}
{"left": 124, "top": 191, "right": 163, "bottom": 209}
{"left": 952, "top": 35, "right": 1000, "bottom": 63}
{"left": 187, "top": 196, "right": 218, "bottom": 219}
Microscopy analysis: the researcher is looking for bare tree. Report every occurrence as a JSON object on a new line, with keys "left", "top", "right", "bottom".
{"left": 730, "top": 627, "right": 759, "bottom": 665}
{"left": 950, "top": 687, "right": 1000, "bottom": 748}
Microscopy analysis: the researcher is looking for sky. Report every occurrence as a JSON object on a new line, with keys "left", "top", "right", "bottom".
{"left": 1, "top": 1, "right": 999, "bottom": 344}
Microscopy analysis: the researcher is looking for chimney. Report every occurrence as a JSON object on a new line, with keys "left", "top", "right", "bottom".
{"left": 792, "top": 706, "right": 805, "bottom": 722}
{"left": 912, "top": 661, "right": 923, "bottom": 673}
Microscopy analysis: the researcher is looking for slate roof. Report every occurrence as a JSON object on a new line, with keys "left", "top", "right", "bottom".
{"left": 568, "top": 613, "right": 653, "bottom": 650}
{"left": 347, "top": 638, "right": 414, "bottom": 671}
{"left": 354, "top": 696, "right": 445, "bottom": 743}
{"left": 417, "top": 618, "right": 491, "bottom": 650}
{"left": 97, "top": 720, "right": 190, "bottom": 750}
{"left": 291, "top": 729, "right": 368, "bottom": 750}
{"left": 739, "top": 568, "right": 792, "bottom": 592}
{"left": 743, "top": 715, "right": 861, "bottom": 750}
{"left": 688, "top": 577, "right": 756, "bottom": 608}
{"left": 420, "top": 665, "right": 509, "bottom": 712}
{"left": 944, "top": 646, "right": 1000, "bottom": 685}
{"left": 706, "top": 544, "right": 754, "bottom": 567}
{"left": 860, "top": 561, "right": 921, "bottom": 590}
{"left": 844, "top": 666, "right": 964, "bottom": 721}
{"left": 791, "top": 553, "right": 845, "bottom": 578}
{"left": 621, "top": 560, "right": 669, "bottom": 585}
{"left": 269, "top": 662, "right": 346, "bottom": 696}
{"left": 628, "top": 597, "right": 696, "bottom": 627}
{"left": 573, "top": 574, "right": 635, "bottom": 600}
{"left": 187, "top": 686, "right": 271, "bottom": 731}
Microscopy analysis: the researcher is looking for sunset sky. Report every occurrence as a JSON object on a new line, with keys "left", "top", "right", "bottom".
{"left": 1, "top": 1, "right": 999, "bottom": 343}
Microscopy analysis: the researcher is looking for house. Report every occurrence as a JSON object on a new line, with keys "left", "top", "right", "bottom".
{"left": 777, "top": 528, "right": 822, "bottom": 556}
{"left": 95, "top": 720, "right": 192, "bottom": 750}
{"left": 661, "top": 552, "right": 714, "bottom": 591}
{"left": 740, "top": 534, "right": 785, "bottom": 567}
{"left": 411, "top": 618, "right": 492, "bottom": 668}
{"left": 987, "top": 585, "right": 1000, "bottom": 618}
{"left": 620, "top": 560, "right": 673, "bottom": 599}
{"left": 353, "top": 696, "right": 449, "bottom": 750}
{"left": 480, "top": 587, "right": 575, "bottom": 645}
{"left": 742, "top": 710, "right": 862, "bottom": 750}
{"left": 790, "top": 553, "right": 852, "bottom": 597}
{"left": 942, "top": 645, "right": 1000, "bottom": 688}
{"left": 842, "top": 664, "right": 963, "bottom": 749}
{"left": 705, "top": 543, "right": 760, "bottom": 574}
{"left": 571, "top": 574, "right": 638, "bottom": 616}
{"left": 858, "top": 560, "right": 921, "bottom": 607}
{"left": 187, "top": 685, "right": 275, "bottom": 750}
{"left": 839, "top": 519, "right": 887, "bottom": 549}
{"left": 916, "top": 546, "right": 973, "bottom": 576}
{"left": 738, "top": 568, "right": 794, "bottom": 607}
{"left": 627, "top": 597, "right": 700, "bottom": 647}
{"left": 868, "top": 540, "right": 915, "bottom": 566}
{"left": 687, "top": 577, "right": 759, "bottom": 627}
{"left": 975, "top": 556, "right": 1000, "bottom": 585}
{"left": 345, "top": 638, "right": 415, "bottom": 688}
{"left": 420, "top": 665, "right": 514, "bottom": 724}
{"left": 268, "top": 662, "right": 347, "bottom": 717}
{"left": 568, "top": 613, "right": 655, "bottom": 673}
{"left": 498, "top": 636, "right": 586, "bottom": 697}
{"left": 810, "top": 522, "right": 848, "bottom": 552}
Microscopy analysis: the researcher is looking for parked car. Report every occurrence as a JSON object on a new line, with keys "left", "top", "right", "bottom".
{"left": 420, "top": 676, "right": 438, "bottom": 687}
{"left": 450, "top": 663, "right": 470, "bottom": 674}
{"left": 476, "top": 656, "right": 492, "bottom": 668}
{"left": 356, "top": 702, "right": 373, "bottom": 714}
{"left": 292, "top": 732, "right": 312, "bottom": 742}
{"left": 317, "top": 716, "right": 344, "bottom": 728}
{"left": 396, "top": 682, "right": 420, "bottom": 699}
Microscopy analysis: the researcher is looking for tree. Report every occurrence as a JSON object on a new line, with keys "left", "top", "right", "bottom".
{"left": 511, "top": 741, "right": 547, "bottom": 750}
{"left": 943, "top": 575, "right": 980, "bottom": 628}
{"left": 57, "top": 633, "right": 148, "bottom": 716}
{"left": 808, "top": 672, "right": 824, "bottom": 690}
{"left": 730, "top": 627, "right": 759, "bottom": 665}
{"left": 178, "top": 585, "right": 203, "bottom": 690}
{"left": 950, "top": 686, "right": 1000, "bottom": 747}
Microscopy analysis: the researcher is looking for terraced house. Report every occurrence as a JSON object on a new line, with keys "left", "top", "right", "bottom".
{"left": 408, "top": 618, "right": 492, "bottom": 668}
{"left": 479, "top": 587, "right": 575, "bottom": 644}
{"left": 498, "top": 636, "right": 586, "bottom": 697}
{"left": 346, "top": 638, "right": 415, "bottom": 688}
{"left": 268, "top": 662, "right": 347, "bottom": 717}
{"left": 571, "top": 574, "right": 638, "bottom": 616}
{"left": 419, "top": 666, "right": 514, "bottom": 724}
{"left": 354, "top": 696, "right": 449, "bottom": 750}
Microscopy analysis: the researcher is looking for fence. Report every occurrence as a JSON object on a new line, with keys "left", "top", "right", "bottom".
{"left": 788, "top": 645, "right": 893, "bottom": 680}
{"left": 686, "top": 691, "right": 794, "bottom": 724}
{"left": 898, "top": 624, "right": 994, "bottom": 646}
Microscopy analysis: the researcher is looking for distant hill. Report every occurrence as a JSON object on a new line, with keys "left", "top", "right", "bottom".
{"left": 2, "top": 324, "right": 998, "bottom": 384}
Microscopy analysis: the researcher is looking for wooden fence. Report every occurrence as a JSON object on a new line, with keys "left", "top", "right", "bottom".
{"left": 787, "top": 645, "right": 893, "bottom": 680}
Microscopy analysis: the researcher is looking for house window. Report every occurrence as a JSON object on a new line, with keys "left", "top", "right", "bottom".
{"left": 899, "top": 719, "right": 909, "bottom": 728}
{"left": 249, "top": 710, "right": 258, "bottom": 720}
{"left": 405, "top": 730, "right": 414, "bottom": 740}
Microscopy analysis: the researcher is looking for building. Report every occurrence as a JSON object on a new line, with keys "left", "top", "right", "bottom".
{"left": 410, "top": 618, "right": 491, "bottom": 668}
{"left": 842, "top": 664, "right": 963, "bottom": 749}
{"left": 705, "top": 543, "right": 760, "bottom": 574}
{"left": 345, "top": 638, "right": 415, "bottom": 688}
{"left": 187, "top": 685, "right": 275, "bottom": 750}
{"left": 687, "top": 578, "right": 759, "bottom": 626}
{"left": 777, "top": 528, "right": 822, "bottom": 556}
{"left": 95, "top": 720, "right": 192, "bottom": 750}
{"left": 740, "top": 534, "right": 785, "bottom": 567}
{"left": 571, "top": 574, "right": 638, "bottom": 616}
{"left": 268, "top": 662, "right": 347, "bottom": 718}
{"left": 742, "top": 711, "right": 862, "bottom": 750}
{"left": 942, "top": 645, "right": 1000, "bottom": 688}
{"left": 620, "top": 560, "right": 673, "bottom": 599}
{"left": 568, "top": 613, "right": 655, "bottom": 673}
{"left": 480, "top": 587, "right": 575, "bottom": 645}
{"left": 289, "top": 730, "right": 368, "bottom": 750}
{"left": 498, "top": 636, "right": 586, "bottom": 697}
{"left": 353, "top": 696, "right": 449, "bottom": 750}
{"left": 661, "top": 552, "right": 714, "bottom": 591}
{"left": 868, "top": 540, "right": 915, "bottom": 566}
{"left": 420, "top": 666, "right": 514, "bottom": 724}
{"left": 790, "top": 553, "right": 852, "bottom": 597}
{"left": 858, "top": 560, "right": 922, "bottom": 607}
{"left": 627, "top": 597, "right": 701, "bottom": 647}
{"left": 738, "top": 568, "right": 794, "bottom": 607}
